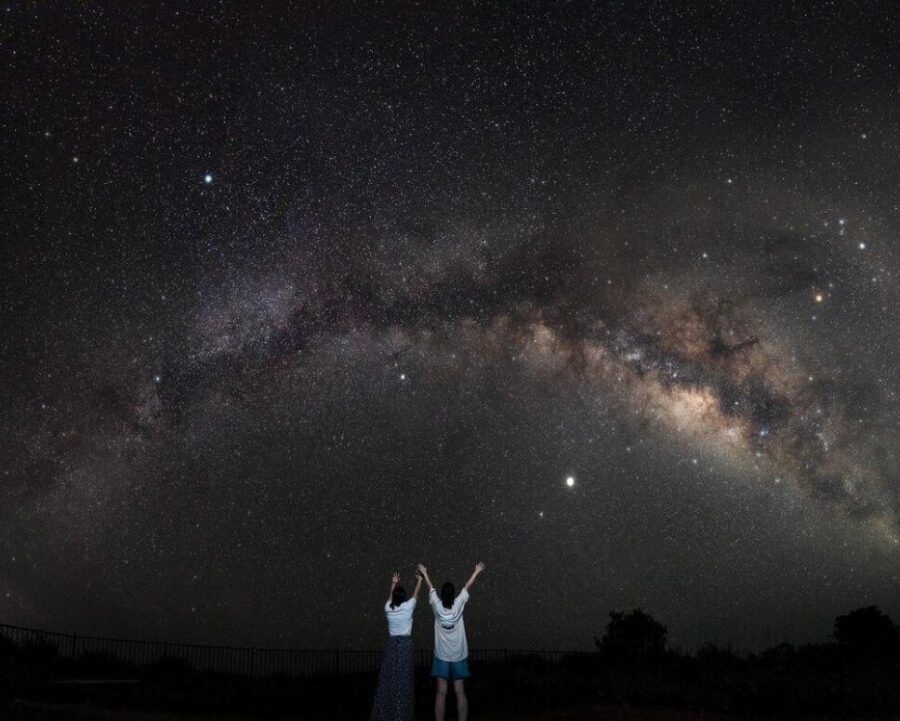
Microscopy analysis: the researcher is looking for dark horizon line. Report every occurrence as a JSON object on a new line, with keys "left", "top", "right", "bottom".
{"left": 0, "top": 617, "right": 846, "bottom": 656}
{"left": 0, "top": 620, "right": 592, "bottom": 655}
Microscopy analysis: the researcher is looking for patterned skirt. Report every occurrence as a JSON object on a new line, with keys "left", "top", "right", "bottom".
{"left": 370, "top": 634, "right": 415, "bottom": 721}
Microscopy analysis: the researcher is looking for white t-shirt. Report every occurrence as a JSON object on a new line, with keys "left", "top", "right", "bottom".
{"left": 384, "top": 597, "right": 416, "bottom": 636}
{"left": 429, "top": 587, "right": 469, "bottom": 662}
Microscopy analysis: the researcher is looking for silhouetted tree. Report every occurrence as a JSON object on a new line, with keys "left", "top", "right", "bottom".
{"left": 760, "top": 642, "right": 796, "bottom": 669}
{"left": 833, "top": 606, "right": 900, "bottom": 663}
{"left": 595, "top": 609, "right": 667, "bottom": 659}
{"left": 697, "top": 642, "right": 741, "bottom": 665}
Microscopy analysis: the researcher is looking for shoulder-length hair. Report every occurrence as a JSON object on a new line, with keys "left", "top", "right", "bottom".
{"left": 440, "top": 582, "right": 455, "bottom": 609}
{"left": 390, "top": 585, "right": 407, "bottom": 608}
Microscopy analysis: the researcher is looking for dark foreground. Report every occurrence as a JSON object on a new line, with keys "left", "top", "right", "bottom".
{"left": 2, "top": 668, "right": 897, "bottom": 721}
{"left": 2, "top": 701, "right": 880, "bottom": 721}
{"left": 6, "top": 607, "right": 900, "bottom": 718}
{"left": 3, "top": 641, "right": 899, "bottom": 720}
{"left": 0, "top": 700, "right": 878, "bottom": 721}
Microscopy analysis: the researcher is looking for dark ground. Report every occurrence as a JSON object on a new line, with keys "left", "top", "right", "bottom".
{"left": 3, "top": 637, "right": 900, "bottom": 721}
{"left": 0, "top": 699, "right": 872, "bottom": 721}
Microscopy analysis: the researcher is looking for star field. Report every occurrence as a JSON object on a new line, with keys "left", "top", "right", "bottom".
{"left": 2, "top": 2, "right": 900, "bottom": 652}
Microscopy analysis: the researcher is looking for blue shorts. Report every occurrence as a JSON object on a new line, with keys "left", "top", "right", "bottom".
{"left": 431, "top": 656, "right": 470, "bottom": 680}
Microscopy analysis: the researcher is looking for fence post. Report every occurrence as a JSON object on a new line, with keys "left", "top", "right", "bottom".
{"left": 250, "top": 647, "right": 256, "bottom": 678}
{"left": 71, "top": 633, "right": 78, "bottom": 659}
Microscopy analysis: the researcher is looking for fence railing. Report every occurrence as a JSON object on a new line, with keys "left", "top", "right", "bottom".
{"left": 0, "top": 622, "right": 587, "bottom": 678}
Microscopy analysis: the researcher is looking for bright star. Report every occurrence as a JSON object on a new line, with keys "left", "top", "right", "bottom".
{"left": 204, "top": 174, "right": 213, "bottom": 184}
{"left": 565, "top": 476, "right": 575, "bottom": 487}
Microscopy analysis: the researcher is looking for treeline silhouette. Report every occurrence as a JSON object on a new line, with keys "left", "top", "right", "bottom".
{"left": 2, "top": 606, "right": 899, "bottom": 718}
{"left": 588, "top": 605, "right": 900, "bottom": 717}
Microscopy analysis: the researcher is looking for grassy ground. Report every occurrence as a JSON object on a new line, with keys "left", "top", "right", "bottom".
{"left": 0, "top": 699, "right": 847, "bottom": 721}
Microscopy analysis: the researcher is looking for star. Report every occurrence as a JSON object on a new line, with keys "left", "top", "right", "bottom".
{"left": 565, "top": 475, "right": 575, "bottom": 487}
{"left": 203, "top": 173, "right": 213, "bottom": 184}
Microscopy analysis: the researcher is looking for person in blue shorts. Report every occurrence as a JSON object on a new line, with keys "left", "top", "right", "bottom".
{"left": 417, "top": 561, "right": 485, "bottom": 721}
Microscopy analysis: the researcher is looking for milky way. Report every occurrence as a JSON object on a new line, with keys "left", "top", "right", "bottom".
{"left": 3, "top": 3, "right": 900, "bottom": 651}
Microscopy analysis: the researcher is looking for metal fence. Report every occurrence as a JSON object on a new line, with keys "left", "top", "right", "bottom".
{"left": 0, "top": 622, "right": 586, "bottom": 678}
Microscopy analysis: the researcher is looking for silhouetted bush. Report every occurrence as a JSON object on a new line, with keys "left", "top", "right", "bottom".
{"left": 695, "top": 642, "right": 742, "bottom": 666}
{"left": 595, "top": 608, "right": 667, "bottom": 660}
{"left": 834, "top": 605, "right": 900, "bottom": 664}
{"left": 759, "top": 641, "right": 796, "bottom": 669}
{"left": 72, "top": 651, "right": 133, "bottom": 678}
{"left": 142, "top": 655, "right": 194, "bottom": 680}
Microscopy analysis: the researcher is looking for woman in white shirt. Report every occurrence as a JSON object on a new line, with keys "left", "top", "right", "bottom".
{"left": 370, "top": 570, "right": 423, "bottom": 721}
{"left": 417, "top": 562, "right": 485, "bottom": 721}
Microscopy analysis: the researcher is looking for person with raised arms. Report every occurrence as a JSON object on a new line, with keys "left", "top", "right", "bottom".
{"left": 370, "top": 569, "right": 423, "bottom": 721}
{"left": 417, "top": 561, "right": 485, "bottom": 721}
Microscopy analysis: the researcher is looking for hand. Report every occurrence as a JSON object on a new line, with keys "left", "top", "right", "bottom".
{"left": 415, "top": 570, "right": 423, "bottom": 581}
{"left": 417, "top": 563, "right": 428, "bottom": 577}
{"left": 391, "top": 572, "right": 400, "bottom": 585}
{"left": 474, "top": 561, "right": 485, "bottom": 575}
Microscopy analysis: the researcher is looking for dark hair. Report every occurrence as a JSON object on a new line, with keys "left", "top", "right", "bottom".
{"left": 440, "top": 582, "right": 455, "bottom": 609}
{"left": 390, "top": 585, "right": 407, "bottom": 609}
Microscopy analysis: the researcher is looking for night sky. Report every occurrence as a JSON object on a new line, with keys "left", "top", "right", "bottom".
{"left": 3, "top": 2, "right": 900, "bottom": 653}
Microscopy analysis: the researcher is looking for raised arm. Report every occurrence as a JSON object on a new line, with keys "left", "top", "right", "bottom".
{"left": 417, "top": 563, "right": 434, "bottom": 591}
{"left": 413, "top": 571, "right": 424, "bottom": 599}
{"left": 464, "top": 561, "right": 485, "bottom": 591}
{"left": 387, "top": 571, "right": 400, "bottom": 605}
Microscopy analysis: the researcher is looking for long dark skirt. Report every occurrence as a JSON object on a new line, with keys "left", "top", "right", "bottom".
{"left": 370, "top": 634, "right": 415, "bottom": 721}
